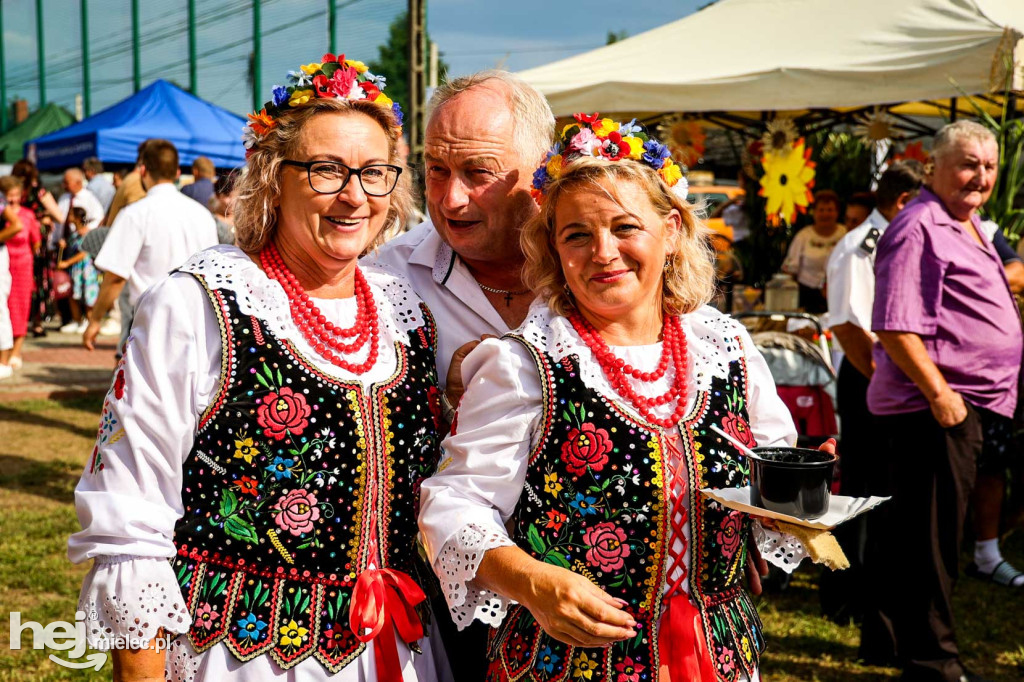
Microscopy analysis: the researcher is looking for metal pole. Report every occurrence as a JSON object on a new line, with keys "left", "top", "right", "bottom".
{"left": 0, "top": 0, "right": 7, "bottom": 132}
{"left": 252, "top": 0, "right": 262, "bottom": 111}
{"left": 328, "top": 0, "right": 337, "bottom": 55}
{"left": 408, "top": 0, "right": 426, "bottom": 168}
{"left": 131, "top": 0, "right": 140, "bottom": 91}
{"left": 81, "top": 0, "right": 90, "bottom": 116}
{"left": 188, "top": 0, "right": 197, "bottom": 93}
{"left": 36, "top": 0, "right": 46, "bottom": 106}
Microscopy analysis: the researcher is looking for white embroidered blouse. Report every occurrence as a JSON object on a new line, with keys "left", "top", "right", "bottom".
{"left": 68, "top": 245, "right": 451, "bottom": 682}
{"left": 418, "top": 302, "right": 798, "bottom": 633}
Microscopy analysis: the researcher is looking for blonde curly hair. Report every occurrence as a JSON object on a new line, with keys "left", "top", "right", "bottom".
{"left": 521, "top": 157, "right": 716, "bottom": 317}
{"left": 234, "top": 98, "right": 412, "bottom": 254}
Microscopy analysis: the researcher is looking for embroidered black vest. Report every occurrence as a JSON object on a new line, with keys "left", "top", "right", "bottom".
{"left": 487, "top": 333, "right": 764, "bottom": 682}
{"left": 170, "top": 269, "right": 442, "bottom": 673}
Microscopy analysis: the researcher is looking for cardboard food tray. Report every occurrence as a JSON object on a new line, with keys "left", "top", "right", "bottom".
{"left": 699, "top": 486, "right": 889, "bottom": 530}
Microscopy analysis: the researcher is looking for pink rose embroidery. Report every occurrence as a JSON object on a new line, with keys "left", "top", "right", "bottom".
{"left": 194, "top": 603, "right": 220, "bottom": 630}
{"left": 257, "top": 387, "right": 311, "bottom": 440}
{"left": 583, "top": 521, "right": 631, "bottom": 572}
{"left": 561, "top": 423, "right": 613, "bottom": 476}
{"left": 274, "top": 488, "right": 321, "bottom": 536}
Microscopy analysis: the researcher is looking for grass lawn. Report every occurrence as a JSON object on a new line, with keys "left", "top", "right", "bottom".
{"left": 1, "top": 395, "right": 1022, "bottom": 680}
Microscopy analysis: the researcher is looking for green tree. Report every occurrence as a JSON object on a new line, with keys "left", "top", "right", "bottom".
{"left": 606, "top": 30, "right": 629, "bottom": 45}
{"left": 368, "top": 11, "right": 449, "bottom": 117}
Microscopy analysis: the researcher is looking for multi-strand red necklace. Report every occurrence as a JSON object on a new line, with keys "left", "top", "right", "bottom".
{"left": 259, "top": 241, "right": 379, "bottom": 374}
{"left": 568, "top": 310, "right": 689, "bottom": 428}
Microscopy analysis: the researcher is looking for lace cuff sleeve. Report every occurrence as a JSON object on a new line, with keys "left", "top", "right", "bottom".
{"left": 79, "top": 556, "right": 192, "bottom": 648}
{"left": 752, "top": 523, "right": 810, "bottom": 574}
{"left": 433, "top": 523, "right": 517, "bottom": 630}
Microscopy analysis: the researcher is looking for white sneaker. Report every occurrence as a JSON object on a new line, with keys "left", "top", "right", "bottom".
{"left": 0, "top": 365, "right": 12, "bottom": 380}
{"left": 77, "top": 319, "right": 90, "bottom": 333}
{"left": 99, "top": 319, "right": 120, "bottom": 336}
{"left": 9, "top": 356, "right": 22, "bottom": 370}
{"left": 59, "top": 321, "right": 81, "bottom": 333}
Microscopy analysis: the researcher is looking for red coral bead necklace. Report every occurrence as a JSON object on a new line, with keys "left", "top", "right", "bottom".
{"left": 568, "top": 310, "right": 689, "bottom": 429}
{"left": 259, "top": 240, "right": 379, "bottom": 374}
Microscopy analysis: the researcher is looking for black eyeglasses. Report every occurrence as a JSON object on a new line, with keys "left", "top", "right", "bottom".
{"left": 281, "top": 159, "right": 402, "bottom": 197}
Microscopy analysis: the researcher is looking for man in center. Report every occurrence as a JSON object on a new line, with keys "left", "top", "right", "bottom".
{"left": 366, "top": 70, "right": 555, "bottom": 680}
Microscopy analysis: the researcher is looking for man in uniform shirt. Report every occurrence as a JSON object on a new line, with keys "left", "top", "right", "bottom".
{"left": 367, "top": 69, "right": 555, "bottom": 681}
{"left": 823, "top": 160, "right": 924, "bottom": 657}
{"left": 83, "top": 139, "right": 218, "bottom": 351}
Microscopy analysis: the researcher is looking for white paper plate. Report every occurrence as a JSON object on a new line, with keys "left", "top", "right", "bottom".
{"left": 699, "top": 486, "right": 890, "bottom": 530}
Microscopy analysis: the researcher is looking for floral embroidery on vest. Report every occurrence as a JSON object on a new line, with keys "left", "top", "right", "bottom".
{"left": 487, "top": 332, "right": 764, "bottom": 682}
{"left": 170, "top": 268, "right": 440, "bottom": 674}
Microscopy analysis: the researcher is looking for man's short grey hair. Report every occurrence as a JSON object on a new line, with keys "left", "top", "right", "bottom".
{"left": 932, "top": 120, "right": 997, "bottom": 162}
{"left": 82, "top": 157, "right": 103, "bottom": 174}
{"left": 64, "top": 167, "right": 85, "bottom": 183}
{"left": 427, "top": 70, "right": 555, "bottom": 169}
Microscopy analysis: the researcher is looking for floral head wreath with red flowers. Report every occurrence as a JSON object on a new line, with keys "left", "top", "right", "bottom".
{"left": 242, "top": 53, "right": 402, "bottom": 155}
{"left": 530, "top": 113, "right": 688, "bottom": 204}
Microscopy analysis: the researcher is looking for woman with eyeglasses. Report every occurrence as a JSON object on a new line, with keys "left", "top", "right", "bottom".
{"left": 68, "top": 54, "right": 452, "bottom": 682}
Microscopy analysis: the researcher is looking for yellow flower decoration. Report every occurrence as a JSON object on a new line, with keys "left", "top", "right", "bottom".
{"left": 288, "top": 89, "right": 314, "bottom": 107}
{"left": 658, "top": 159, "right": 683, "bottom": 186}
{"left": 345, "top": 59, "right": 368, "bottom": 73}
{"left": 624, "top": 136, "right": 645, "bottom": 160}
{"left": 658, "top": 116, "right": 706, "bottom": 168}
{"left": 543, "top": 472, "right": 562, "bottom": 497}
{"left": 234, "top": 436, "right": 257, "bottom": 464}
{"left": 279, "top": 620, "right": 308, "bottom": 647}
{"left": 546, "top": 154, "right": 564, "bottom": 179}
{"left": 572, "top": 651, "right": 599, "bottom": 680}
{"left": 741, "top": 635, "right": 753, "bottom": 662}
{"left": 299, "top": 62, "right": 322, "bottom": 75}
{"left": 591, "top": 118, "right": 619, "bottom": 137}
{"left": 374, "top": 93, "right": 393, "bottom": 108}
{"left": 759, "top": 137, "right": 816, "bottom": 228}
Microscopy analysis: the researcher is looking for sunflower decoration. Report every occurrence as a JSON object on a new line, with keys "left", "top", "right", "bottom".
{"left": 854, "top": 106, "right": 898, "bottom": 150}
{"left": 658, "top": 115, "right": 706, "bottom": 168}
{"left": 761, "top": 117, "right": 799, "bottom": 155}
{"left": 759, "top": 137, "right": 816, "bottom": 228}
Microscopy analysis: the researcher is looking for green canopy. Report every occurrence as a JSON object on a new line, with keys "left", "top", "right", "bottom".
{"left": 0, "top": 103, "right": 75, "bottom": 163}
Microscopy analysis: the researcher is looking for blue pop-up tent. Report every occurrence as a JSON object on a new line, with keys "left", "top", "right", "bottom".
{"left": 26, "top": 80, "right": 246, "bottom": 171}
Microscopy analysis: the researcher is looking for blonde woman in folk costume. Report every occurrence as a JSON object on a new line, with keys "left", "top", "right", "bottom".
{"left": 419, "top": 114, "right": 835, "bottom": 681}
{"left": 69, "top": 53, "right": 452, "bottom": 682}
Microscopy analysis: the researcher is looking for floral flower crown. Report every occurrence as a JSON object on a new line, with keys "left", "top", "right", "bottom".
{"left": 530, "top": 113, "right": 688, "bottom": 204}
{"left": 242, "top": 53, "right": 403, "bottom": 154}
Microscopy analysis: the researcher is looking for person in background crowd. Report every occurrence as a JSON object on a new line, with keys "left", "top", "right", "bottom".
{"left": 103, "top": 144, "right": 148, "bottom": 226}
{"left": 83, "top": 157, "right": 115, "bottom": 212}
{"left": 208, "top": 173, "right": 238, "bottom": 245}
{"left": 49, "top": 168, "right": 104, "bottom": 245}
{"left": 366, "top": 69, "right": 555, "bottom": 681}
{"left": 56, "top": 207, "right": 99, "bottom": 334}
{"left": 844, "top": 191, "right": 875, "bottom": 230}
{"left": 181, "top": 155, "right": 216, "bottom": 209}
{"left": 11, "top": 159, "right": 59, "bottom": 337}
{"left": 112, "top": 167, "right": 129, "bottom": 190}
{"left": 822, "top": 160, "right": 925, "bottom": 656}
{"left": 85, "top": 139, "right": 217, "bottom": 351}
{"left": 868, "top": 121, "right": 1022, "bottom": 682}
{"left": 0, "top": 191, "right": 26, "bottom": 379}
{"left": 0, "top": 175, "right": 43, "bottom": 370}
{"left": 781, "top": 189, "right": 846, "bottom": 313}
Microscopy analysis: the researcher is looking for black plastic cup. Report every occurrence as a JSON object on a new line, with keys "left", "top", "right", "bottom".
{"left": 749, "top": 446, "right": 838, "bottom": 519}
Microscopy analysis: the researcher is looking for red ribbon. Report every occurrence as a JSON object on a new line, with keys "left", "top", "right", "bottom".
{"left": 349, "top": 567, "right": 427, "bottom": 682}
{"left": 658, "top": 594, "right": 718, "bottom": 681}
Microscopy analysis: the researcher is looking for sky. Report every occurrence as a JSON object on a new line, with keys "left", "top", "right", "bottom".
{"left": 1, "top": 0, "right": 705, "bottom": 119}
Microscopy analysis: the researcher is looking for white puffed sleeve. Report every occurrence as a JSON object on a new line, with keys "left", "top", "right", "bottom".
{"left": 739, "top": 326, "right": 799, "bottom": 448}
{"left": 68, "top": 273, "right": 221, "bottom": 647}
{"left": 418, "top": 338, "right": 542, "bottom": 630}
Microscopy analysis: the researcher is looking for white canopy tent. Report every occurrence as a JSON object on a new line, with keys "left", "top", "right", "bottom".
{"left": 517, "top": 0, "right": 1024, "bottom": 118}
